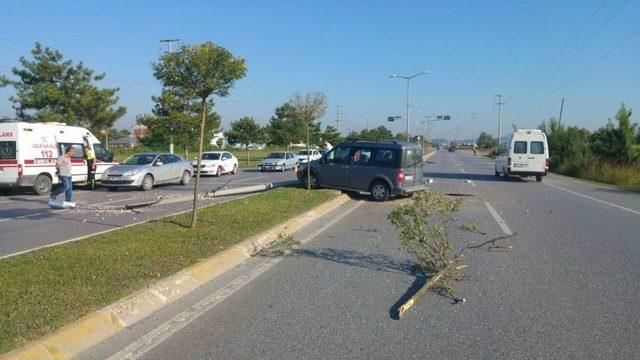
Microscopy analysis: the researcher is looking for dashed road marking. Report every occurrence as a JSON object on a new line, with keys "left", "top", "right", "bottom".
{"left": 484, "top": 202, "right": 513, "bottom": 235}
{"left": 545, "top": 182, "right": 640, "bottom": 217}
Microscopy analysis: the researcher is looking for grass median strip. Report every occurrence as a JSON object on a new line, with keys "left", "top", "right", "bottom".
{"left": 0, "top": 187, "right": 340, "bottom": 354}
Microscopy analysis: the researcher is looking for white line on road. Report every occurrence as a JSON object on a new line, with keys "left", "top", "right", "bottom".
{"left": 106, "top": 200, "right": 364, "bottom": 360}
{"left": 484, "top": 202, "right": 513, "bottom": 235}
{"left": 545, "top": 182, "right": 640, "bottom": 216}
{"left": 460, "top": 168, "right": 466, "bottom": 173}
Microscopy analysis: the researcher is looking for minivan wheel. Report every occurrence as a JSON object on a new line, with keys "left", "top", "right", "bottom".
{"left": 370, "top": 180, "right": 390, "bottom": 202}
{"left": 180, "top": 171, "right": 191, "bottom": 185}
{"left": 536, "top": 175, "right": 543, "bottom": 182}
{"left": 34, "top": 174, "right": 52, "bottom": 195}
{"left": 302, "top": 172, "right": 320, "bottom": 189}
{"left": 141, "top": 174, "right": 154, "bottom": 191}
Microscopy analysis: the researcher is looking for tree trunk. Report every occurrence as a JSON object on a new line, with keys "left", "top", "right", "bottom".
{"left": 190, "top": 99, "right": 207, "bottom": 228}
{"left": 246, "top": 145, "right": 249, "bottom": 165}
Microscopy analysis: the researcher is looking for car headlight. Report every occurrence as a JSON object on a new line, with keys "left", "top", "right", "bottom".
{"left": 123, "top": 168, "right": 143, "bottom": 177}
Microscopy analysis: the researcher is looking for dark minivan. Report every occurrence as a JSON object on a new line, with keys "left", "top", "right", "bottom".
{"left": 297, "top": 140, "right": 425, "bottom": 201}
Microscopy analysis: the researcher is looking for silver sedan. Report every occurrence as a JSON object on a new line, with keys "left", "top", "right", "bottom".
{"left": 101, "top": 152, "right": 193, "bottom": 191}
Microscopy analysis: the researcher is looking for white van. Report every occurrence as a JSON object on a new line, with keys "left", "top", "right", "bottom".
{"left": 495, "top": 129, "right": 549, "bottom": 182}
{"left": 0, "top": 121, "right": 117, "bottom": 194}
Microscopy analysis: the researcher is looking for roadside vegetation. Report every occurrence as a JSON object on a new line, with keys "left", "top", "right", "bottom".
{"left": 0, "top": 187, "right": 339, "bottom": 354}
{"left": 540, "top": 104, "right": 640, "bottom": 191}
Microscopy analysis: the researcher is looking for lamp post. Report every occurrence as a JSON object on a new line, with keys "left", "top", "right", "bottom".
{"left": 390, "top": 71, "right": 429, "bottom": 141}
{"left": 421, "top": 114, "right": 450, "bottom": 150}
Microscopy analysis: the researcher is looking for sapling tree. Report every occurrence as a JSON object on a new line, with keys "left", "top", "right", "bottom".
{"left": 153, "top": 42, "right": 246, "bottom": 227}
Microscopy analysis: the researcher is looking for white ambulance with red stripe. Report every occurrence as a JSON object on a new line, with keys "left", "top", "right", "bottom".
{"left": 0, "top": 121, "right": 117, "bottom": 194}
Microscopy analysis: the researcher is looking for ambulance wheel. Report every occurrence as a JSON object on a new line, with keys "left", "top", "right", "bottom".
{"left": 34, "top": 174, "right": 52, "bottom": 195}
{"left": 141, "top": 174, "right": 154, "bottom": 191}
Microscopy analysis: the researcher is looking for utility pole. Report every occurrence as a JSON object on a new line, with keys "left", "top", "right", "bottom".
{"left": 160, "top": 39, "right": 180, "bottom": 154}
{"left": 558, "top": 98, "right": 565, "bottom": 126}
{"left": 472, "top": 112, "right": 478, "bottom": 149}
{"left": 494, "top": 95, "right": 506, "bottom": 147}
{"left": 334, "top": 105, "right": 342, "bottom": 133}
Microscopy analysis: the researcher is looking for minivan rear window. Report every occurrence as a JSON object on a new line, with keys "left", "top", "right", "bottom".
{"left": 530, "top": 141, "right": 544, "bottom": 154}
{"left": 402, "top": 147, "right": 423, "bottom": 167}
{"left": 514, "top": 141, "right": 527, "bottom": 154}
{"left": 0, "top": 141, "right": 16, "bottom": 159}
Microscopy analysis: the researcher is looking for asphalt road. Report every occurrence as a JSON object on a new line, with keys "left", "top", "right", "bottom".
{"left": 0, "top": 168, "right": 297, "bottom": 258}
{"left": 78, "top": 150, "right": 639, "bottom": 359}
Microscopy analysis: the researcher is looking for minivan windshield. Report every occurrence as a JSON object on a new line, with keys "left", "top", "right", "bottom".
{"left": 122, "top": 154, "right": 156, "bottom": 165}
{"left": 266, "top": 153, "right": 285, "bottom": 159}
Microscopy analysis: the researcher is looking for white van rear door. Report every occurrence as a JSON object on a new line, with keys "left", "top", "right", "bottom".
{"left": 512, "top": 140, "right": 529, "bottom": 171}
{"left": 528, "top": 139, "right": 546, "bottom": 172}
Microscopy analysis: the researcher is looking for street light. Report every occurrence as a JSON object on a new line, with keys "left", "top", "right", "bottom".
{"left": 390, "top": 70, "right": 429, "bottom": 141}
{"left": 421, "top": 114, "right": 451, "bottom": 150}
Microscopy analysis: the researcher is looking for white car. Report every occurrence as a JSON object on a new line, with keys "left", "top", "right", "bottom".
{"left": 296, "top": 149, "right": 322, "bottom": 164}
{"left": 192, "top": 151, "right": 238, "bottom": 176}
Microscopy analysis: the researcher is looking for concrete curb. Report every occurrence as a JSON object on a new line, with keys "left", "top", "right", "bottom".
{"left": 2, "top": 192, "right": 350, "bottom": 360}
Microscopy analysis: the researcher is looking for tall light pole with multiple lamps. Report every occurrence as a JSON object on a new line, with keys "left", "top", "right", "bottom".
{"left": 390, "top": 71, "right": 429, "bottom": 141}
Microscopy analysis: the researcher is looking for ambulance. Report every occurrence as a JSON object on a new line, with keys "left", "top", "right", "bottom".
{"left": 0, "top": 121, "right": 117, "bottom": 194}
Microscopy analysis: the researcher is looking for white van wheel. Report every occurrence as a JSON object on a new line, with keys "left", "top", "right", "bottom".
{"left": 494, "top": 170, "right": 500, "bottom": 177}
{"left": 502, "top": 168, "right": 509, "bottom": 180}
{"left": 536, "top": 175, "right": 543, "bottom": 182}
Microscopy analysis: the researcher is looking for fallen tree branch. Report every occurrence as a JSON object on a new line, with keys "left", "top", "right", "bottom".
{"left": 396, "top": 232, "right": 516, "bottom": 318}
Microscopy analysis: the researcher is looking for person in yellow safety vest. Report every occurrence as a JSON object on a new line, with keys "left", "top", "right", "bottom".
{"left": 84, "top": 145, "right": 97, "bottom": 190}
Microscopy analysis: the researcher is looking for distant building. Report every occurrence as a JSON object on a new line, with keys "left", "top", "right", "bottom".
{"left": 109, "top": 136, "right": 139, "bottom": 150}
{"left": 132, "top": 124, "right": 148, "bottom": 138}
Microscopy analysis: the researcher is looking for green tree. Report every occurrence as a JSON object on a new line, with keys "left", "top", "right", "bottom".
{"left": 590, "top": 104, "right": 637, "bottom": 164}
{"left": 1, "top": 42, "right": 125, "bottom": 134}
{"left": 153, "top": 41, "right": 246, "bottom": 227}
{"left": 539, "top": 117, "right": 591, "bottom": 173}
{"left": 138, "top": 89, "right": 221, "bottom": 157}
{"left": 226, "top": 117, "right": 263, "bottom": 165}
{"left": 476, "top": 132, "right": 497, "bottom": 149}
{"left": 321, "top": 125, "right": 342, "bottom": 145}
{"left": 289, "top": 92, "right": 327, "bottom": 190}
{"left": 266, "top": 102, "right": 305, "bottom": 150}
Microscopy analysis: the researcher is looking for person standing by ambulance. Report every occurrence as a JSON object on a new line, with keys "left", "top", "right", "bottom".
{"left": 84, "top": 144, "right": 96, "bottom": 190}
{"left": 50, "top": 147, "right": 74, "bottom": 202}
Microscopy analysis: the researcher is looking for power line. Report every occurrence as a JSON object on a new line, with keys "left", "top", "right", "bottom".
{"left": 518, "top": 25, "right": 640, "bottom": 109}
{"left": 512, "top": 0, "right": 630, "bottom": 106}
{"left": 508, "top": 1, "right": 607, "bottom": 101}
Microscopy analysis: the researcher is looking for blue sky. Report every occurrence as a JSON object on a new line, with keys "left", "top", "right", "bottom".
{"left": 1, "top": 0, "right": 638, "bottom": 140}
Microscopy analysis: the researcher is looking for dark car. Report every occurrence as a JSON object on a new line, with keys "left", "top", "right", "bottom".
{"left": 297, "top": 140, "right": 425, "bottom": 201}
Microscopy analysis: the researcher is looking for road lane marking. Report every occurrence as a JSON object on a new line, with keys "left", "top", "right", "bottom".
{"left": 484, "top": 202, "right": 513, "bottom": 235}
{"left": 545, "top": 182, "right": 640, "bottom": 216}
{"left": 106, "top": 200, "right": 364, "bottom": 360}
{"left": 460, "top": 168, "right": 466, "bottom": 173}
